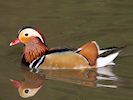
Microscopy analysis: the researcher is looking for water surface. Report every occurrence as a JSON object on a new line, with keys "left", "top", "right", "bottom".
{"left": 0, "top": 0, "right": 133, "bottom": 100}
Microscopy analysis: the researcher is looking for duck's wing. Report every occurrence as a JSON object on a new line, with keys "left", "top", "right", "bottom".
{"left": 76, "top": 41, "right": 99, "bottom": 66}
{"left": 75, "top": 41, "right": 125, "bottom": 68}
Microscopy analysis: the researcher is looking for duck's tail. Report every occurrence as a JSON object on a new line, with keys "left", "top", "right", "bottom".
{"left": 97, "top": 46, "right": 125, "bottom": 68}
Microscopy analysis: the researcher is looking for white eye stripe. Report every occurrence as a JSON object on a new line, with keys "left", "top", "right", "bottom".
{"left": 21, "top": 28, "right": 44, "bottom": 43}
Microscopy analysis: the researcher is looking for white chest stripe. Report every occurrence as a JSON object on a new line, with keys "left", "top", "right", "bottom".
{"left": 29, "top": 55, "right": 45, "bottom": 69}
{"left": 34, "top": 56, "right": 45, "bottom": 69}
{"left": 29, "top": 58, "right": 39, "bottom": 69}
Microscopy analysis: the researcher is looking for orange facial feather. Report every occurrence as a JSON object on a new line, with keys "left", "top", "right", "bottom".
{"left": 24, "top": 37, "right": 48, "bottom": 63}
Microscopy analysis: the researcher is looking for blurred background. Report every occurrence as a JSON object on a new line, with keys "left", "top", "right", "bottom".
{"left": 0, "top": 0, "right": 133, "bottom": 100}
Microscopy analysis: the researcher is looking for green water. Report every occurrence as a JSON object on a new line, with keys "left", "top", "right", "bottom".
{"left": 0, "top": 0, "right": 133, "bottom": 100}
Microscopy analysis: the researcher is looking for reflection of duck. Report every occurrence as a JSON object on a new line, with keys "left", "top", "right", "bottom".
{"left": 42, "top": 65, "right": 118, "bottom": 88}
{"left": 10, "top": 69, "right": 45, "bottom": 98}
{"left": 10, "top": 27, "right": 123, "bottom": 72}
{"left": 10, "top": 66, "right": 118, "bottom": 98}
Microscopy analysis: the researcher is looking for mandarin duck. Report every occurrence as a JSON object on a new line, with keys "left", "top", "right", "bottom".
{"left": 10, "top": 27, "right": 123, "bottom": 72}
{"left": 10, "top": 66, "right": 117, "bottom": 98}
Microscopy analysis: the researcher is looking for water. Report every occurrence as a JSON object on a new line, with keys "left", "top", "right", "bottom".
{"left": 0, "top": 0, "right": 133, "bottom": 100}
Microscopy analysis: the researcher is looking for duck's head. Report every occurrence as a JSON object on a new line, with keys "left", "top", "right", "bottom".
{"left": 10, "top": 27, "right": 48, "bottom": 63}
{"left": 10, "top": 27, "right": 45, "bottom": 46}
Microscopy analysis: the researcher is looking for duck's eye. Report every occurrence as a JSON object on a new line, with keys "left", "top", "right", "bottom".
{"left": 24, "top": 33, "right": 29, "bottom": 36}
{"left": 24, "top": 89, "right": 29, "bottom": 94}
